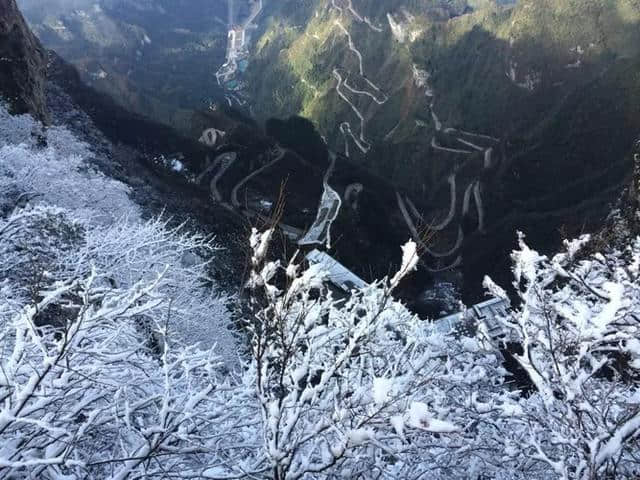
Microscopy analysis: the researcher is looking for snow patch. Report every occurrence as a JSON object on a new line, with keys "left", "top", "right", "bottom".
{"left": 407, "top": 402, "right": 459, "bottom": 433}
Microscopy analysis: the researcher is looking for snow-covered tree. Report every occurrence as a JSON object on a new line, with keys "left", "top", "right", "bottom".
{"left": 485, "top": 234, "right": 640, "bottom": 479}
{"left": 0, "top": 105, "right": 245, "bottom": 478}
{"left": 244, "top": 228, "right": 508, "bottom": 479}
{"left": 0, "top": 203, "right": 252, "bottom": 479}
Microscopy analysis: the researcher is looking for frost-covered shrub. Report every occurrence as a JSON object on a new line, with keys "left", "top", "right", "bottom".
{"left": 0, "top": 104, "right": 137, "bottom": 223}
{"left": 0, "top": 262, "right": 248, "bottom": 478}
{"left": 0, "top": 205, "right": 84, "bottom": 301}
{"left": 0, "top": 103, "right": 235, "bottom": 355}
{"left": 242, "top": 228, "right": 509, "bottom": 480}
{"left": 0, "top": 205, "right": 245, "bottom": 478}
{"left": 0, "top": 206, "right": 236, "bottom": 355}
{"left": 485, "top": 234, "right": 640, "bottom": 479}
{"left": 0, "top": 105, "right": 245, "bottom": 478}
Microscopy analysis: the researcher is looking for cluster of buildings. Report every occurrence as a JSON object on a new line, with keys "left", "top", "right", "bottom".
{"left": 215, "top": 0, "right": 262, "bottom": 97}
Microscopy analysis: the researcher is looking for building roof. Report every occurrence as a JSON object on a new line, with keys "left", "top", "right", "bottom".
{"left": 434, "top": 297, "right": 510, "bottom": 339}
{"left": 306, "top": 250, "right": 368, "bottom": 292}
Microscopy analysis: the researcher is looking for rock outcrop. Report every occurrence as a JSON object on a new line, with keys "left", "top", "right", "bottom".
{"left": 586, "top": 140, "right": 640, "bottom": 254}
{"left": 0, "top": 0, "right": 48, "bottom": 122}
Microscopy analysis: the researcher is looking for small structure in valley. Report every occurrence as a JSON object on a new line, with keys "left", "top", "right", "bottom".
{"left": 434, "top": 297, "right": 510, "bottom": 340}
{"left": 306, "top": 249, "right": 367, "bottom": 293}
{"left": 306, "top": 249, "right": 509, "bottom": 342}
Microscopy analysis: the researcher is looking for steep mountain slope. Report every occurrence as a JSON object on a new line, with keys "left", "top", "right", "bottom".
{"left": 17, "top": 0, "right": 230, "bottom": 132}
{"left": 43, "top": 51, "right": 253, "bottom": 287}
{"left": 241, "top": 0, "right": 640, "bottom": 298}
{"left": 0, "top": 0, "right": 251, "bottom": 289}
{"left": 14, "top": 0, "right": 640, "bottom": 303}
{"left": 0, "top": 0, "right": 47, "bottom": 122}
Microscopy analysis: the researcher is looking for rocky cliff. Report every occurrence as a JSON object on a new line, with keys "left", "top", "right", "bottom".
{"left": 0, "top": 0, "right": 47, "bottom": 122}
{"left": 17, "top": 0, "right": 229, "bottom": 132}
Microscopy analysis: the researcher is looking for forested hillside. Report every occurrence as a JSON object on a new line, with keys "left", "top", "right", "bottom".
{"left": 243, "top": 0, "right": 640, "bottom": 297}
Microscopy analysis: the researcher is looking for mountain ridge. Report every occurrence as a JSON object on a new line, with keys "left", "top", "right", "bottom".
{"left": 240, "top": 0, "right": 639, "bottom": 298}
{"left": 11, "top": 0, "right": 640, "bottom": 303}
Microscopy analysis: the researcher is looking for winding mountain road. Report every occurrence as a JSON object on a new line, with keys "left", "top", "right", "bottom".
{"left": 334, "top": 70, "right": 371, "bottom": 154}
{"left": 445, "top": 128, "right": 499, "bottom": 143}
{"left": 456, "top": 138, "right": 485, "bottom": 152}
{"left": 431, "top": 105, "right": 442, "bottom": 132}
{"left": 431, "top": 137, "right": 474, "bottom": 155}
{"left": 210, "top": 152, "right": 237, "bottom": 203}
{"left": 231, "top": 146, "right": 285, "bottom": 209}
{"left": 484, "top": 147, "right": 493, "bottom": 169}
{"left": 331, "top": 0, "right": 384, "bottom": 32}
{"left": 473, "top": 181, "right": 485, "bottom": 232}
{"left": 329, "top": 6, "right": 389, "bottom": 158}
{"left": 299, "top": 153, "right": 342, "bottom": 248}
{"left": 343, "top": 76, "right": 388, "bottom": 104}
{"left": 396, "top": 192, "right": 463, "bottom": 258}
{"left": 344, "top": 182, "right": 363, "bottom": 210}
{"left": 431, "top": 174, "right": 457, "bottom": 231}
{"left": 462, "top": 180, "right": 485, "bottom": 232}
{"left": 334, "top": 20, "right": 364, "bottom": 75}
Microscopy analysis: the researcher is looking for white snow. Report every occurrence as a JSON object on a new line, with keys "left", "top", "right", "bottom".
{"left": 390, "top": 415, "right": 405, "bottom": 439}
{"left": 407, "top": 402, "right": 459, "bottom": 433}
{"left": 390, "top": 240, "right": 419, "bottom": 287}
{"left": 372, "top": 377, "right": 393, "bottom": 404}
{"left": 348, "top": 428, "right": 375, "bottom": 445}
{"left": 589, "top": 281, "right": 624, "bottom": 336}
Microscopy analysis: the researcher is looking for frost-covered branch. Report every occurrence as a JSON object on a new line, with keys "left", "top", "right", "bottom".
{"left": 244, "top": 229, "right": 506, "bottom": 479}
{"left": 485, "top": 234, "right": 640, "bottom": 479}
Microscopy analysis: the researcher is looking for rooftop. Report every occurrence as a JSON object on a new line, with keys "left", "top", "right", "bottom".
{"left": 434, "top": 297, "right": 510, "bottom": 339}
{"left": 306, "top": 249, "right": 368, "bottom": 293}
